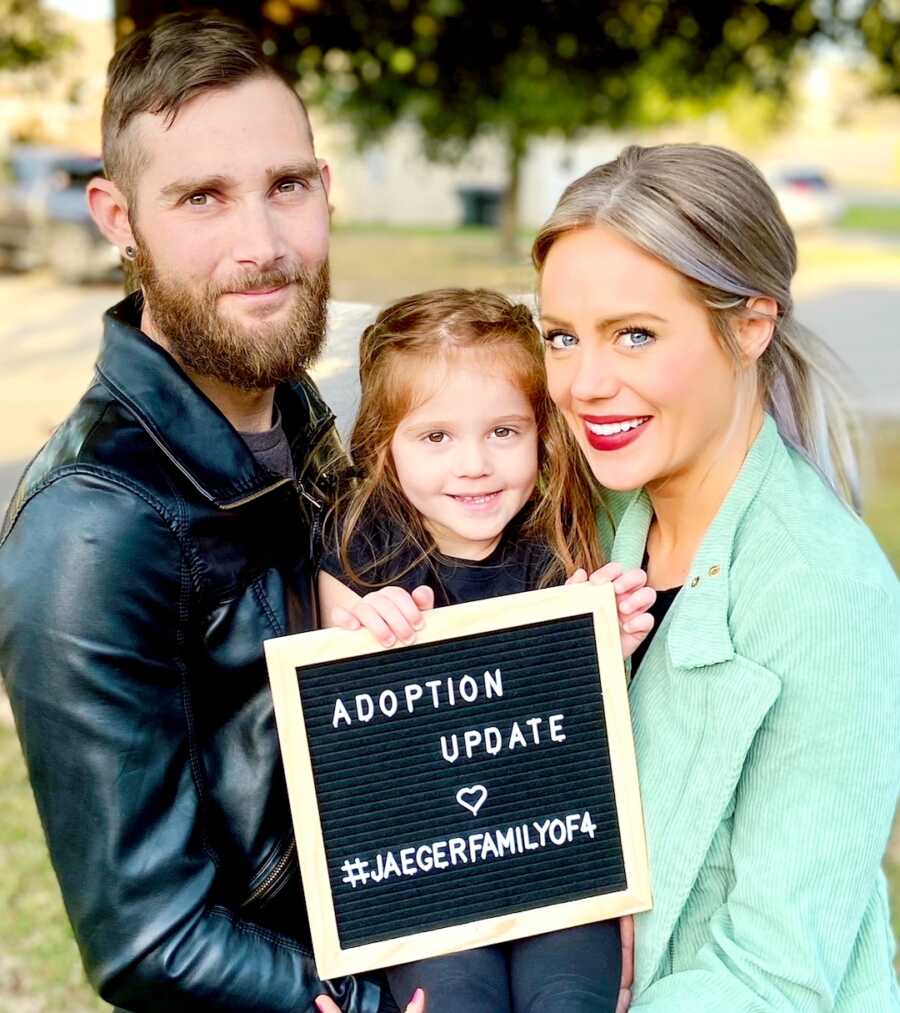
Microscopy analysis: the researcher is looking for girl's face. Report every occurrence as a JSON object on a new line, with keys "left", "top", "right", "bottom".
{"left": 390, "top": 347, "right": 539, "bottom": 560}
{"left": 539, "top": 225, "right": 740, "bottom": 495}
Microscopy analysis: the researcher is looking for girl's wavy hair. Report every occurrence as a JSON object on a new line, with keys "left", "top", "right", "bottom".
{"left": 533, "top": 143, "right": 861, "bottom": 511}
{"left": 331, "top": 287, "right": 604, "bottom": 588}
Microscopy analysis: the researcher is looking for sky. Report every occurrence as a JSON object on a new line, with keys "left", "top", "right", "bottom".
{"left": 46, "top": 0, "right": 112, "bottom": 21}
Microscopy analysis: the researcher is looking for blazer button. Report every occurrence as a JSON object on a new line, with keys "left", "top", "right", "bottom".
{"left": 708, "top": 564, "right": 721, "bottom": 576}
{"left": 690, "top": 576, "right": 700, "bottom": 587}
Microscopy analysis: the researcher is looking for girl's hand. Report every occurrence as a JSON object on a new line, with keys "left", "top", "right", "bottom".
{"left": 568, "top": 562, "right": 656, "bottom": 660}
{"left": 315, "top": 987, "right": 425, "bottom": 1013}
{"left": 331, "top": 585, "right": 435, "bottom": 647}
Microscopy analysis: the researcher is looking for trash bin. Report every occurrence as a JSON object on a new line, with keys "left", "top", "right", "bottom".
{"left": 457, "top": 185, "right": 504, "bottom": 226}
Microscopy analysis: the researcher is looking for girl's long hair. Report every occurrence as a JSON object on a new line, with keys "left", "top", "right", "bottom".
{"left": 331, "top": 287, "right": 603, "bottom": 588}
{"left": 532, "top": 143, "right": 860, "bottom": 510}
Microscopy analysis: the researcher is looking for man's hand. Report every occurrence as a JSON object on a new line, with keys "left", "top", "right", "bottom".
{"left": 616, "top": 914, "right": 635, "bottom": 1013}
{"left": 315, "top": 987, "right": 425, "bottom": 1013}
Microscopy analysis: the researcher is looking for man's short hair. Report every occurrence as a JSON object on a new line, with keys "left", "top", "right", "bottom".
{"left": 102, "top": 12, "right": 309, "bottom": 202}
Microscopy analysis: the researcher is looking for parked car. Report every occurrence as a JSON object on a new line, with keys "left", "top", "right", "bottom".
{"left": 0, "top": 145, "right": 120, "bottom": 283}
{"left": 767, "top": 165, "right": 845, "bottom": 231}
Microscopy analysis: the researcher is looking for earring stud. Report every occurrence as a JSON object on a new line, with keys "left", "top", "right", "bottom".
{"left": 124, "top": 245, "right": 136, "bottom": 259}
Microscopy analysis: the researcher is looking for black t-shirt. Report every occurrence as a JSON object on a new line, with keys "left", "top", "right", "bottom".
{"left": 239, "top": 408, "right": 294, "bottom": 480}
{"left": 319, "top": 515, "right": 558, "bottom": 607}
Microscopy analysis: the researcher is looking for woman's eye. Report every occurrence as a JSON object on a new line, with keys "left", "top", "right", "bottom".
{"left": 425, "top": 432, "right": 447, "bottom": 444}
{"left": 616, "top": 328, "right": 656, "bottom": 349}
{"left": 543, "top": 330, "right": 578, "bottom": 350}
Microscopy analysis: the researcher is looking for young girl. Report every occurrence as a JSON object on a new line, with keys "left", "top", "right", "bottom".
{"left": 317, "top": 288, "right": 654, "bottom": 1013}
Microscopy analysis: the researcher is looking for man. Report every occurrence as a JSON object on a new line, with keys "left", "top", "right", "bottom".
{"left": 0, "top": 13, "right": 402, "bottom": 1011}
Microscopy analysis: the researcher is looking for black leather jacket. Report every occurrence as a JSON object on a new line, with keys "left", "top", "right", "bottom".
{"left": 0, "top": 294, "right": 386, "bottom": 1012}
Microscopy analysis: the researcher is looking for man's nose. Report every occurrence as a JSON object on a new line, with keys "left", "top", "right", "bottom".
{"left": 452, "top": 439, "right": 492, "bottom": 478}
{"left": 570, "top": 345, "right": 620, "bottom": 404}
{"left": 232, "top": 198, "right": 286, "bottom": 269}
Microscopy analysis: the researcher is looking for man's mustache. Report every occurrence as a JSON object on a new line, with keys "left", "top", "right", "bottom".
{"left": 213, "top": 264, "right": 315, "bottom": 297}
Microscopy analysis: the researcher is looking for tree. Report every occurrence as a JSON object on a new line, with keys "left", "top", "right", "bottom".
{"left": 0, "top": 0, "right": 71, "bottom": 72}
{"left": 858, "top": 0, "right": 900, "bottom": 93}
{"left": 118, "top": 1, "right": 845, "bottom": 250}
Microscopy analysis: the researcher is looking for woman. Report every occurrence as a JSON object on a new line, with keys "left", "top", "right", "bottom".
{"left": 534, "top": 143, "right": 900, "bottom": 1010}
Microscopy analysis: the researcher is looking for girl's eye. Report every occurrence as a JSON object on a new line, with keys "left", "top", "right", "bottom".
{"left": 425, "top": 431, "right": 447, "bottom": 444}
{"left": 492, "top": 426, "right": 515, "bottom": 439}
{"left": 616, "top": 327, "right": 656, "bottom": 349}
{"left": 542, "top": 330, "right": 579, "bottom": 350}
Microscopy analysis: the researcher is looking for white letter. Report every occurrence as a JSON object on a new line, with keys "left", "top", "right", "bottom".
{"left": 508, "top": 722, "right": 527, "bottom": 750}
{"left": 425, "top": 679, "right": 442, "bottom": 707}
{"left": 566, "top": 813, "right": 580, "bottom": 841}
{"left": 400, "top": 847, "right": 416, "bottom": 876}
{"left": 458, "top": 674, "right": 478, "bottom": 702}
{"left": 432, "top": 841, "right": 448, "bottom": 870}
{"left": 416, "top": 845, "right": 433, "bottom": 872}
{"left": 463, "top": 728, "right": 482, "bottom": 758}
{"left": 449, "top": 837, "right": 467, "bottom": 865}
{"left": 484, "top": 726, "right": 502, "bottom": 755}
{"left": 526, "top": 716, "right": 543, "bottom": 743}
{"left": 441, "top": 734, "right": 460, "bottom": 764}
{"left": 356, "top": 694, "right": 374, "bottom": 723}
{"left": 484, "top": 668, "right": 503, "bottom": 699}
{"left": 549, "top": 819, "right": 566, "bottom": 845}
{"left": 404, "top": 683, "right": 423, "bottom": 713}
{"left": 549, "top": 714, "right": 566, "bottom": 742}
{"left": 332, "top": 698, "right": 352, "bottom": 729}
{"left": 580, "top": 811, "right": 597, "bottom": 838}
{"left": 379, "top": 689, "right": 398, "bottom": 717}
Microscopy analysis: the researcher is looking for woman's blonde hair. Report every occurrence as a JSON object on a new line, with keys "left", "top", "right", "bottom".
{"left": 532, "top": 143, "right": 860, "bottom": 509}
{"left": 332, "top": 287, "right": 604, "bottom": 588}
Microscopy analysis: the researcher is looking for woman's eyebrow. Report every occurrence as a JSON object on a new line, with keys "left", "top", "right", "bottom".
{"left": 540, "top": 311, "right": 668, "bottom": 329}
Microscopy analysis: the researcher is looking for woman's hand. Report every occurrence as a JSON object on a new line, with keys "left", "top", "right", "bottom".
{"left": 567, "top": 562, "right": 656, "bottom": 660}
{"left": 616, "top": 914, "right": 635, "bottom": 1012}
{"left": 330, "top": 585, "right": 435, "bottom": 647}
{"left": 315, "top": 987, "right": 425, "bottom": 1013}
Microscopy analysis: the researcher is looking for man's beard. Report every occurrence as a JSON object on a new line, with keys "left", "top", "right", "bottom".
{"left": 135, "top": 240, "right": 330, "bottom": 391}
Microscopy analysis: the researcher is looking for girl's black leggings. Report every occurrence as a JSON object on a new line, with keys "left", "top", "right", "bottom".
{"left": 386, "top": 920, "right": 621, "bottom": 1013}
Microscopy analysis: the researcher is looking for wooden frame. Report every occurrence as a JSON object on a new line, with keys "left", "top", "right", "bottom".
{"left": 265, "top": 581, "right": 651, "bottom": 979}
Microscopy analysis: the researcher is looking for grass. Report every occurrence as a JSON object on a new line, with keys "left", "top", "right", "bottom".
{"left": 840, "top": 204, "right": 900, "bottom": 236}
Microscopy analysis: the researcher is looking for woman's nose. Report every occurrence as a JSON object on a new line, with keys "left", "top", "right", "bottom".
{"left": 569, "top": 347, "right": 620, "bottom": 404}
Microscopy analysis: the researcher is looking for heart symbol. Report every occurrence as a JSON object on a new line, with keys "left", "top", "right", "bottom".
{"left": 456, "top": 784, "right": 488, "bottom": 817}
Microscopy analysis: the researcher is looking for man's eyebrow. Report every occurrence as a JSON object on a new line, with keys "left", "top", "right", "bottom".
{"left": 158, "top": 160, "right": 321, "bottom": 203}
{"left": 540, "top": 311, "right": 668, "bottom": 329}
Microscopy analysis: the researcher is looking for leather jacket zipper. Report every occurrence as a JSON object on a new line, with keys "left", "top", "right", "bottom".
{"left": 241, "top": 837, "right": 297, "bottom": 909}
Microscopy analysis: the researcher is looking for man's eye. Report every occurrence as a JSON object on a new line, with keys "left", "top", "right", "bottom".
{"left": 543, "top": 330, "right": 578, "bottom": 350}
{"left": 276, "top": 179, "right": 308, "bottom": 194}
{"left": 187, "top": 193, "right": 210, "bottom": 206}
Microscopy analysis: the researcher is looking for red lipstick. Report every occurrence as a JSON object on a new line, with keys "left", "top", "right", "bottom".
{"left": 582, "top": 414, "right": 651, "bottom": 452}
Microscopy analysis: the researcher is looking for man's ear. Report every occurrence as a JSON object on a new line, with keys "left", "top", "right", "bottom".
{"left": 738, "top": 296, "right": 778, "bottom": 366}
{"left": 317, "top": 158, "right": 331, "bottom": 197}
{"left": 87, "top": 177, "right": 135, "bottom": 253}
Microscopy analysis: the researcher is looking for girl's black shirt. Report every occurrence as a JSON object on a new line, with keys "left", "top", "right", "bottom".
{"left": 318, "top": 515, "right": 558, "bottom": 607}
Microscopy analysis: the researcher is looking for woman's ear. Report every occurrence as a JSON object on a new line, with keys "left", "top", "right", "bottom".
{"left": 87, "top": 177, "right": 136, "bottom": 255}
{"left": 738, "top": 296, "right": 778, "bottom": 365}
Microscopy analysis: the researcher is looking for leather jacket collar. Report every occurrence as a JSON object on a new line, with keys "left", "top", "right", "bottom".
{"left": 97, "top": 292, "right": 333, "bottom": 510}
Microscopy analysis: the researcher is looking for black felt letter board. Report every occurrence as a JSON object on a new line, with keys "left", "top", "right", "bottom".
{"left": 298, "top": 613, "right": 627, "bottom": 948}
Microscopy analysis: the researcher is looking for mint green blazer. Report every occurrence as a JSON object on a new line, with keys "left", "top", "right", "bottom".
{"left": 602, "top": 415, "right": 900, "bottom": 1011}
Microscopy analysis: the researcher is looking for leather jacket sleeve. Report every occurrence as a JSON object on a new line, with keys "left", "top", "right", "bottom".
{"left": 0, "top": 473, "right": 380, "bottom": 1013}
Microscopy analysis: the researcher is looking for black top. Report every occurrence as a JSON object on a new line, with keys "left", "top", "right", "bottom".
{"left": 629, "top": 583, "right": 682, "bottom": 675}
{"left": 319, "top": 514, "right": 557, "bottom": 607}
